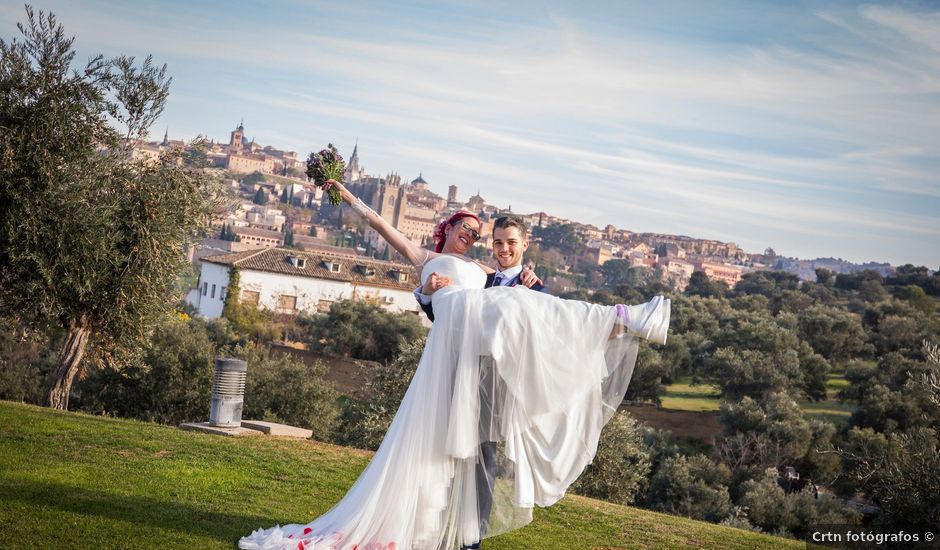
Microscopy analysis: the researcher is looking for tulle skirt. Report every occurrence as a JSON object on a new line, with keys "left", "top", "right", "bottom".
{"left": 239, "top": 286, "right": 662, "bottom": 550}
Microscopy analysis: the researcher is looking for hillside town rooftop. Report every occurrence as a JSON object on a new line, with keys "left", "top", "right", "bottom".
{"left": 202, "top": 247, "right": 417, "bottom": 290}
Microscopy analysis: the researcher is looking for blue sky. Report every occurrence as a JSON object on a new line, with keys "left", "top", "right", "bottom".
{"left": 3, "top": 1, "right": 938, "bottom": 267}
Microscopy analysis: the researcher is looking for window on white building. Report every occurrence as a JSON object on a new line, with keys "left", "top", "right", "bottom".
{"left": 221, "top": 286, "right": 227, "bottom": 300}
{"left": 211, "top": 284, "right": 216, "bottom": 299}
{"left": 202, "top": 282, "right": 208, "bottom": 296}
{"left": 287, "top": 255, "right": 307, "bottom": 269}
{"left": 277, "top": 294, "right": 297, "bottom": 312}
{"left": 241, "top": 290, "right": 260, "bottom": 306}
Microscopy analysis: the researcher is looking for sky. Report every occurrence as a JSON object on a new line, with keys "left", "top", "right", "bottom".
{"left": 2, "top": 1, "right": 938, "bottom": 267}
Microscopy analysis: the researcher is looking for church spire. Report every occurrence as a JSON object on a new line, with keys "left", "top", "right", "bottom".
{"left": 345, "top": 139, "right": 361, "bottom": 183}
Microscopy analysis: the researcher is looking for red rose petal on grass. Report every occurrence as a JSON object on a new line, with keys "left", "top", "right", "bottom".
{"left": 297, "top": 542, "right": 304, "bottom": 550}
{"left": 288, "top": 534, "right": 294, "bottom": 539}
{"left": 304, "top": 527, "right": 313, "bottom": 535}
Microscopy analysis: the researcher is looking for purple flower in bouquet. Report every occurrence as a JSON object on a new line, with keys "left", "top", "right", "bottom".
{"left": 305, "top": 143, "right": 345, "bottom": 205}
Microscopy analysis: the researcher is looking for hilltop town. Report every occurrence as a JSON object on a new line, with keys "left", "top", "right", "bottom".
{"left": 132, "top": 124, "right": 896, "bottom": 317}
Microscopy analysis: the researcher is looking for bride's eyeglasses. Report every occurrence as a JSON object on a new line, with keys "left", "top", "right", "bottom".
{"left": 459, "top": 222, "right": 481, "bottom": 242}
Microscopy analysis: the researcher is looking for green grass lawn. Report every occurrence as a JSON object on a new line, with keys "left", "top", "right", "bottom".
{"left": 660, "top": 377, "right": 722, "bottom": 412}
{"left": 0, "top": 401, "right": 804, "bottom": 549}
{"left": 798, "top": 371, "right": 855, "bottom": 426}
{"left": 661, "top": 373, "right": 856, "bottom": 426}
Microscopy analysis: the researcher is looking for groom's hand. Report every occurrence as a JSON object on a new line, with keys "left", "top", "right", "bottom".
{"left": 422, "top": 272, "right": 452, "bottom": 295}
{"left": 519, "top": 267, "right": 542, "bottom": 288}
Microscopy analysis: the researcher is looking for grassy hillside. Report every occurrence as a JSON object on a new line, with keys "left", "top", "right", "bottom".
{"left": 0, "top": 401, "right": 804, "bottom": 549}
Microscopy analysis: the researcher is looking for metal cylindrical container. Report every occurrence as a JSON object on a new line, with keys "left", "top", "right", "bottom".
{"left": 209, "top": 357, "right": 247, "bottom": 427}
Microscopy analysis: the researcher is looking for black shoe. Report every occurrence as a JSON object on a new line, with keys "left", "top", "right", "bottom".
{"left": 460, "top": 543, "right": 481, "bottom": 550}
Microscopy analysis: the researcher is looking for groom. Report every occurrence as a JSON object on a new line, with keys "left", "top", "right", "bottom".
{"left": 413, "top": 214, "right": 547, "bottom": 550}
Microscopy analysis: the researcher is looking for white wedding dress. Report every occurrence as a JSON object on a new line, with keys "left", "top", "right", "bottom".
{"left": 240, "top": 254, "right": 670, "bottom": 550}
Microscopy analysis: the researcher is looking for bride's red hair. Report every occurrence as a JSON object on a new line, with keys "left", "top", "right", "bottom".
{"left": 434, "top": 212, "right": 481, "bottom": 253}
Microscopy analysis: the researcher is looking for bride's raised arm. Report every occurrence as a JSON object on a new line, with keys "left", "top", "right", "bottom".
{"left": 324, "top": 179, "right": 430, "bottom": 267}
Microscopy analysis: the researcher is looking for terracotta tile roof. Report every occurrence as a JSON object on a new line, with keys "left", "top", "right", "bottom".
{"left": 202, "top": 247, "right": 417, "bottom": 290}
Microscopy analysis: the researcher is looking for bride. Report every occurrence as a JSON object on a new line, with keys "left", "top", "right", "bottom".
{"left": 240, "top": 180, "right": 670, "bottom": 550}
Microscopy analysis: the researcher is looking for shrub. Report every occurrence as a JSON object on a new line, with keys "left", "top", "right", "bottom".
{"left": 738, "top": 468, "right": 859, "bottom": 538}
{"left": 74, "top": 315, "right": 216, "bottom": 424}
{"left": 333, "top": 337, "right": 424, "bottom": 449}
{"left": 305, "top": 299, "right": 427, "bottom": 364}
{"left": 240, "top": 345, "right": 340, "bottom": 441}
{"left": 570, "top": 411, "right": 652, "bottom": 505}
{"left": 717, "top": 393, "right": 812, "bottom": 470}
{"left": 624, "top": 344, "right": 667, "bottom": 404}
{"left": 645, "top": 454, "right": 732, "bottom": 522}
{"left": 0, "top": 322, "right": 55, "bottom": 404}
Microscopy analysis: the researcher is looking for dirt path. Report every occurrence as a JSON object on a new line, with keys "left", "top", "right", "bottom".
{"left": 621, "top": 404, "right": 722, "bottom": 444}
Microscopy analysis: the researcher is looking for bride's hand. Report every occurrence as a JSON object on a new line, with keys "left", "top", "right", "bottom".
{"left": 323, "top": 179, "right": 353, "bottom": 202}
{"left": 519, "top": 266, "right": 542, "bottom": 288}
{"left": 422, "top": 272, "right": 452, "bottom": 295}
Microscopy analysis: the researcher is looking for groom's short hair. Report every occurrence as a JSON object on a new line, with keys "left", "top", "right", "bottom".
{"left": 493, "top": 215, "right": 528, "bottom": 239}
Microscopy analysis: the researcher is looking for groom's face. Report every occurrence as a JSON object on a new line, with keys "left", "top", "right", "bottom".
{"left": 492, "top": 226, "right": 528, "bottom": 270}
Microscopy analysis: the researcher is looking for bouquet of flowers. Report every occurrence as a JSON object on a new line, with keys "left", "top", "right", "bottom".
{"left": 306, "top": 144, "right": 345, "bottom": 205}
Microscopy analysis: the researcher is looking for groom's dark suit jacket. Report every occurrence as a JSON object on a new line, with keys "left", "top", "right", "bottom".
{"left": 421, "top": 271, "right": 548, "bottom": 322}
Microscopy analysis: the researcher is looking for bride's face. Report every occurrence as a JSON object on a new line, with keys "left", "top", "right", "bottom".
{"left": 443, "top": 218, "right": 481, "bottom": 254}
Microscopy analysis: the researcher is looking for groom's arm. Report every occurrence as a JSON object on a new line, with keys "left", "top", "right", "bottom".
{"left": 516, "top": 269, "right": 550, "bottom": 295}
{"left": 532, "top": 281, "right": 550, "bottom": 294}
{"left": 413, "top": 272, "right": 450, "bottom": 322}
{"left": 412, "top": 286, "right": 435, "bottom": 322}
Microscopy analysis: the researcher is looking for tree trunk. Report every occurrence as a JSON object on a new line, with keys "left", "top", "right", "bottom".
{"left": 46, "top": 320, "right": 90, "bottom": 410}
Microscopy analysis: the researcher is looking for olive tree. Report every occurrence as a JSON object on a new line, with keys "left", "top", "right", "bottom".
{"left": 0, "top": 8, "right": 216, "bottom": 409}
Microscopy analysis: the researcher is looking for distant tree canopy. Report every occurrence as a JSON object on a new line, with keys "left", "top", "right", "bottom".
{"left": 0, "top": 8, "right": 217, "bottom": 409}
{"left": 886, "top": 264, "right": 940, "bottom": 296}
{"left": 734, "top": 271, "right": 801, "bottom": 299}
{"left": 532, "top": 223, "right": 584, "bottom": 251}
{"left": 796, "top": 305, "right": 868, "bottom": 365}
{"left": 601, "top": 259, "right": 644, "bottom": 288}
{"left": 242, "top": 172, "right": 266, "bottom": 186}
{"left": 686, "top": 271, "right": 729, "bottom": 298}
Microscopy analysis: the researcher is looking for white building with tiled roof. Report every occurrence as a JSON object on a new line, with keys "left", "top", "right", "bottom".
{"left": 189, "top": 248, "right": 422, "bottom": 319}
